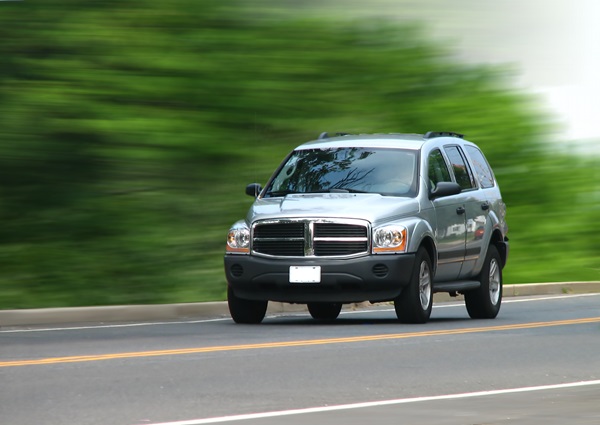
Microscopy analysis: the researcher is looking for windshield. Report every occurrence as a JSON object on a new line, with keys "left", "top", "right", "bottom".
{"left": 265, "top": 147, "right": 418, "bottom": 197}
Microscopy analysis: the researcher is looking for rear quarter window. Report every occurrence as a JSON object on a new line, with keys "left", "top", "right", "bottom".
{"left": 465, "top": 145, "right": 495, "bottom": 188}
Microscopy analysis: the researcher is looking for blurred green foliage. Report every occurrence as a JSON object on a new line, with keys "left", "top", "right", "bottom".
{"left": 0, "top": 1, "right": 598, "bottom": 309}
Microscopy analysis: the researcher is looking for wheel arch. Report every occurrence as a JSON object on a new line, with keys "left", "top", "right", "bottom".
{"left": 419, "top": 236, "right": 437, "bottom": 277}
{"left": 489, "top": 229, "right": 508, "bottom": 268}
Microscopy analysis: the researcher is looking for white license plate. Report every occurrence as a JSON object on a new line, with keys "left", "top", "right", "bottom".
{"left": 289, "top": 266, "right": 321, "bottom": 283}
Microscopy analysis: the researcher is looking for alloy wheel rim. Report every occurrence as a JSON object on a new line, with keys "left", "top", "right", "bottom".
{"left": 489, "top": 258, "right": 501, "bottom": 305}
{"left": 419, "top": 261, "right": 432, "bottom": 310}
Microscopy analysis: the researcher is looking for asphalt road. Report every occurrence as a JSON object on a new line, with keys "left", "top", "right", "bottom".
{"left": 2, "top": 293, "right": 600, "bottom": 425}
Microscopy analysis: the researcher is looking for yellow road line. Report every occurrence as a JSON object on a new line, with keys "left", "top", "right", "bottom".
{"left": 2, "top": 317, "right": 599, "bottom": 368}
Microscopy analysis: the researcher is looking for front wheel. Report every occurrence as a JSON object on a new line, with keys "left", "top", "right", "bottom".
{"left": 227, "top": 286, "right": 268, "bottom": 324}
{"left": 307, "top": 302, "right": 342, "bottom": 321}
{"left": 395, "top": 247, "right": 433, "bottom": 324}
{"left": 465, "top": 244, "right": 502, "bottom": 319}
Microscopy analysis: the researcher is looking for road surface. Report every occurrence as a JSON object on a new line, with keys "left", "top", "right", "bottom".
{"left": 2, "top": 293, "right": 599, "bottom": 424}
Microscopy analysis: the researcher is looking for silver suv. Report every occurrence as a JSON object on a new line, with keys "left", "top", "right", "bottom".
{"left": 224, "top": 132, "right": 509, "bottom": 324}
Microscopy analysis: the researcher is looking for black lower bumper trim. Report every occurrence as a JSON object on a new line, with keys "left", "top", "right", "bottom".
{"left": 224, "top": 254, "right": 416, "bottom": 304}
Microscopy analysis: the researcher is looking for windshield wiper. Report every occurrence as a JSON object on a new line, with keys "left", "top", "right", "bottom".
{"left": 264, "top": 189, "right": 298, "bottom": 197}
{"left": 266, "top": 188, "right": 370, "bottom": 197}
{"left": 303, "top": 188, "right": 371, "bottom": 194}
{"left": 327, "top": 187, "right": 370, "bottom": 194}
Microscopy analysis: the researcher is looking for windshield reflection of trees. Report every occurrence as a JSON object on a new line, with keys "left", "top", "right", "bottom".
{"left": 275, "top": 148, "right": 375, "bottom": 193}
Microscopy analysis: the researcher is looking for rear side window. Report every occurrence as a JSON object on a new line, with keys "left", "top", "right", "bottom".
{"left": 443, "top": 146, "right": 475, "bottom": 190}
{"left": 465, "top": 145, "right": 495, "bottom": 188}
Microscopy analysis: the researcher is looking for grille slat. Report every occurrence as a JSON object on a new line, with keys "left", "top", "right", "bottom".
{"left": 253, "top": 240, "right": 304, "bottom": 256}
{"left": 254, "top": 223, "right": 304, "bottom": 238}
{"left": 314, "top": 241, "right": 368, "bottom": 256}
{"left": 314, "top": 223, "right": 367, "bottom": 238}
{"left": 252, "top": 220, "right": 369, "bottom": 258}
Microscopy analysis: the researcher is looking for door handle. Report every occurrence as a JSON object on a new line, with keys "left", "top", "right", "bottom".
{"left": 456, "top": 206, "right": 466, "bottom": 215}
{"left": 481, "top": 203, "right": 490, "bottom": 211}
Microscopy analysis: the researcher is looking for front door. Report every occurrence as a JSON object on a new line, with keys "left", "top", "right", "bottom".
{"left": 427, "top": 148, "right": 466, "bottom": 282}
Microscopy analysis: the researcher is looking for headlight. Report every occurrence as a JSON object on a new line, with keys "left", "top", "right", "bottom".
{"left": 372, "top": 225, "right": 407, "bottom": 254}
{"left": 226, "top": 223, "right": 250, "bottom": 254}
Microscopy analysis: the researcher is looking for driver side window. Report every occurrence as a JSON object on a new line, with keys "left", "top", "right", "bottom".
{"left": 428, "top": 149, "right": 452, "bottom": 189}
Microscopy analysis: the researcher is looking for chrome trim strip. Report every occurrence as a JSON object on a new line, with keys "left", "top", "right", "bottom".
{"left": 305, "top": 221, "right": 315, "bottom": 257}
{"left": 313, "top": 237, "right": 368, "bottom": 242}
{"left": 437, "top": 258, "right": 463, "bottom": 265}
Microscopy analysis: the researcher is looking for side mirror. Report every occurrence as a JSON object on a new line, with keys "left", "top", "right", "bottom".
{"left": 429, "top": 182, "right": 461, "bottom": 200}
{"left": 245, "top": 183, "right": 262, "bottom": 197}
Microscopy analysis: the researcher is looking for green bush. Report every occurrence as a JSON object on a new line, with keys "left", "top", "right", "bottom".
{"left": 0, "top": 1, "right": 597, "bottom": 308}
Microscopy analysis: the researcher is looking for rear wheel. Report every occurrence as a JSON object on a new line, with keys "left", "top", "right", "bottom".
{"left": 307, "top": 302, "right": 342, "bottom": 321}
{"left": 465, "top": 244, "right": 502, "bottom": 319}
{"left": 395, "top": 247, "right": 433, "bottom": 324}
{"left": 227, "top": 286, "right": 268, "bottom": 324}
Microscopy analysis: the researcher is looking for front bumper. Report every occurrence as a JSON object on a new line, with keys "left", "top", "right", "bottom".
{"left": 224, "top": 253, "right": 416, "bottom": 304}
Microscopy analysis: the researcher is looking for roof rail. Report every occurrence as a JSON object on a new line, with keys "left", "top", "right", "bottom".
{"left": 424, "top": 131, "right": 464, "bottom": 139}
{"left": 318, "top": 132, "right": 351, "bottom": 140}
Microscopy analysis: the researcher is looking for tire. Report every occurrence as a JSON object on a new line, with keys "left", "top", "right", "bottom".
{"left": 465, "top": 244, "right": 502, "bottom": 319}
{"left": 395, "top": 247, "right": 433, "bottom": 324}
{"left": 227, "top": 286, "right": 268, "bottom": 324}
{"left": 307, "top": 302, "right": 343, "bottom": 321}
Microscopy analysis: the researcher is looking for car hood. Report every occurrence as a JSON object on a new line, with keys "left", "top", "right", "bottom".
{"left": 248, "top": 193, "right": 420, "bottom": 225}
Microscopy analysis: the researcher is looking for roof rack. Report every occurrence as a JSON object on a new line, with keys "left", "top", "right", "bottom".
{"left": 424, "top": 131, "right": 464, "bottom": 139}
{"left": 318, "top": 132, "right": 351, "bottom": 139}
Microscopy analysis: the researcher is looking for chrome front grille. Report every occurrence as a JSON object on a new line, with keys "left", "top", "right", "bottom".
{"left": 252, "top": 219, "right": 370, "bottom": 258}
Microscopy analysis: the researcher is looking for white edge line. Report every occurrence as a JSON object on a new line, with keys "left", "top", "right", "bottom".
{"left": 501, "top": 293, "right": 600, "bottom": 303}
{"left": 141, "top": 379, "right": 600, "bottom": 425}
{"left": 337, "top": 293, "right": 600, "bottom": 315}
{"left": 0, "top": 318, "right": 231, "bottom": 333}
{"left": 436, "top": 292, "right": 600, "bottom": 307}
{"left": 343, "top": 293, "right": 600, "bottom": 315}
{"left": 2, "top": 293, "right": 598, "bottom": 333}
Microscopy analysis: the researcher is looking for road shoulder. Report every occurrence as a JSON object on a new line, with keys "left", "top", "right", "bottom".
{"left": 1, "top": 282, "right": 599, "bottom": 327}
